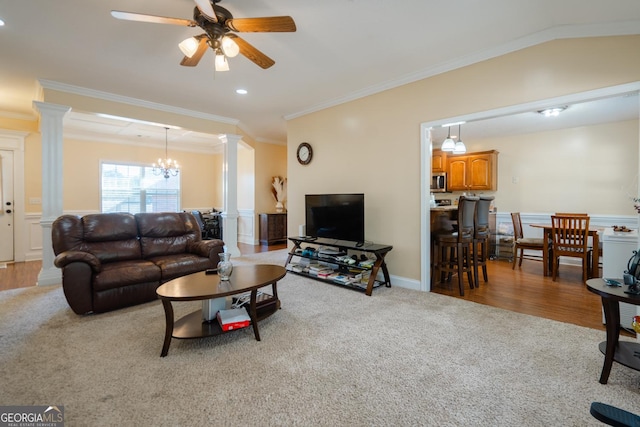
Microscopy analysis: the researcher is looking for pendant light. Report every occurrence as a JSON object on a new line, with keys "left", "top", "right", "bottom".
{"left": 441, "top": 127, "right": 455, "bottom": 152}
{"left": 453, "top": 124, "right": 467, "bottom": 154}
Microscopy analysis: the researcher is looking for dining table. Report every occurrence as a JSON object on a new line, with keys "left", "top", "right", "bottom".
{"left": 529, "top": 223, "right": 603, "bottom": 278}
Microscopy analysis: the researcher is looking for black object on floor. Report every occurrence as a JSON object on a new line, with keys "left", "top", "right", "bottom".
{"left": 590, "top": 402, "right": 640, "bottom": 427}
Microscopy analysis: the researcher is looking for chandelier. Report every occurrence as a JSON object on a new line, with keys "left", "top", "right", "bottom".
{"left": 153, "top": 127, "right": 179, "bottom": 179}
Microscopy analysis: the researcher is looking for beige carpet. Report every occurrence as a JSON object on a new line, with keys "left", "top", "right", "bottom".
{"left": 1, "top": 249, "right": 638, "bottom": 426}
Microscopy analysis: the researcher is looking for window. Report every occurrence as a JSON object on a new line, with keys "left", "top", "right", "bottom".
{"left": 101, "top": 162, "right": 180, "bottom": 213}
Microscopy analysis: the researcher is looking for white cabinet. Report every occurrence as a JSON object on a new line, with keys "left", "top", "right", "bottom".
{"left": 602, "top": 227, "right": 639, "bottom": 338}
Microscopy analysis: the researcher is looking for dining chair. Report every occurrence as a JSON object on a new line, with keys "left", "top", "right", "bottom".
{"left": 472, "top": 195, "right": 494, "bottom": 288}
{"left": 431, "top": 196, "right": 479, "bottom": 296}
{"left": 555, "top": 212, "right": 601, "bottom": 275}
{"left": 511, "top": 212, "right": 545, "bottom": 270}
{"left": 191, "top": 210, "right": 209, "bottom": 239}
{"left": 550, "top": 214, "right": 591, "bottom": 281}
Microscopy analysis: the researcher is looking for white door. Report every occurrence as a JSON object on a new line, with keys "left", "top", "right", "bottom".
{"left": 0, "top": 150, "right": 14, "bottom": 262}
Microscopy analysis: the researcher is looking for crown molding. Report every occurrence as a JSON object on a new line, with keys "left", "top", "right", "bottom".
{"left": 285, "top": 21, "right": 640, "bottom": 121}
{"left": 62, "top": 129, "right": 225, "bottom": 155}
{"left": 0, "top": 110, "right": 37, "bottom": 121}
{"left": 38, "top": 79, "right": 239, "bottom": 126}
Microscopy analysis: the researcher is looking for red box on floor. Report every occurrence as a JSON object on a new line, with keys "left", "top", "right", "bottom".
{"left": 217, "top": 308, "right": 251, "bottom": 331}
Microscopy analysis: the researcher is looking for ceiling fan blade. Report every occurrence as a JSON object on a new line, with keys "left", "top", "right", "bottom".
{"left": 111, "top": 10, "right": 196, "bottom": 27}
{"left": 229, "top": 35, "right": 275, "bottom": 69}
{"left": 226, "top": 16, "right": 296, "bottom": 32}
{"left": 193, "top": 0, "right": 218, "bottom": 23}
{"left": 180, "top": 37, "right": 210, "bottom": 67}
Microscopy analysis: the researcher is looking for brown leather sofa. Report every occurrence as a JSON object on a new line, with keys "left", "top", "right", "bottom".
{"left": 52, "top": 212, "right": 225, "bottom": 315}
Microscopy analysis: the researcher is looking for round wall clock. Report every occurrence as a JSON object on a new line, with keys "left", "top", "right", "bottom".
{"left": 296, "top": 142, "right": 313, "bottom": 165}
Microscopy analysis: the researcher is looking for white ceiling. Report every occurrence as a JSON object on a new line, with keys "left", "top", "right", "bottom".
{"left": 1, "top": 0, "right": 640, "bottom": 145}
{"left": 429, "top": 91, "right": 640, "bottom": 144}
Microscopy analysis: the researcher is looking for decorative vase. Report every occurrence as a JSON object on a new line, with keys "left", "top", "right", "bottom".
{"left": 217, "top": 252, "right": 233, "bottom": 281}
{"left": 275, "top": 201, "right": 284, "bottom": 212}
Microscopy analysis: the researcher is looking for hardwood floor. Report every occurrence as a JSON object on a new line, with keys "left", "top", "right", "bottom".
{"left": 432, "top": 258, "right": 608, "bottom": 332}
{"left": 0, "top": 260, "right": 42, "bottom": 291}
{"left": 0, "top": 244, "right": 614, "bottom": 334}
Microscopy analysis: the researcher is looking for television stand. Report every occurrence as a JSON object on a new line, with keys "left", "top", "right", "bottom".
{"left": 285, "top": 237, "right": 393, "bottom": 296}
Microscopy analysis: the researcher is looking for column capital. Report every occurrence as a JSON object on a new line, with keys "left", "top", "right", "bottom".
{"left": 218, "top": 134, "right": 243, "bottom": 145}
{"left": 32, "top": 101, "right": 71, "bottom": 119}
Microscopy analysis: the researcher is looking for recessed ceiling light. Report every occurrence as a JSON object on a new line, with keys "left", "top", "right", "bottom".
{"left": 236, "top": 89, "right": 248, "bottom": 95}
{"left": 0, "top": 19, "right": 5, "bottom": 26}
{"left": 537, "top": 106, "right": 568, "bottom": 117}
{"left": 441, "top": 121, "right": 465, "bottom": 128}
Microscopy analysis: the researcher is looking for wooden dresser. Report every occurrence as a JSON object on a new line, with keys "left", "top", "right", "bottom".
{"left": 259, "top": 213, "right": 287, "bottom": 245}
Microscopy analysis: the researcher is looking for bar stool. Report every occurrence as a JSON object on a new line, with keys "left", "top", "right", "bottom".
{"left": 431, "top": 195, "right": 479, "bottom": 296}
{"left": 472, "top": 195, "right": 494, "bottom": 288}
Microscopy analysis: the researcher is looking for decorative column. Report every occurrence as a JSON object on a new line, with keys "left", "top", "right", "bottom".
{"left": 220, "top": 134, "right": 241, "bottom": 256}
{"left": 33, "top": 101, "right": 71, "bottom": 286}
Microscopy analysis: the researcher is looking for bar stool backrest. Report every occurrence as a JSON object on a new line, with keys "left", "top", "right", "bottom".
{"left": 475, "top": 196, "right": 494, "bottom": 238}
{"left": 458, "top": 196, "right": 479, "bottom": 240}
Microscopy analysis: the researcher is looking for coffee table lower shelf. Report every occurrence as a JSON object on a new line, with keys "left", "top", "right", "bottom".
{"left": 161, "top": 296, "right": 279, "bottom": 356}
{"left": 172, "top": 305, "right": 278, "bottom": 339}
{"left": 598, "top": 341, "right": 640, "bottom": 373}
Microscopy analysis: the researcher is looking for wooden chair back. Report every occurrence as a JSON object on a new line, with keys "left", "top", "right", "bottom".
{"left": 511, "top": 212, "right": 524, "bottom": 240}
{"left": 551, "top": 215, "right": 590, "bottom": 255}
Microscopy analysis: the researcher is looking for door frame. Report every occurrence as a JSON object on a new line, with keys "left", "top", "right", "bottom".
{"left": 420, "top": 82, "right": 640, "bottom": 293}
{"left": 0, "top": 130, "right": 27, "bottom": 263}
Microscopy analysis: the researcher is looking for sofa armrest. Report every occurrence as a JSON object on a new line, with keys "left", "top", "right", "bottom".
{"left": 54, "top": 250, "right": 102, "bottom": 273}
{"left": 188, "top": 239, "right": 224, "bottom": 260}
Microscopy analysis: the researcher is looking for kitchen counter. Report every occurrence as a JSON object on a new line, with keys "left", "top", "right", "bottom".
{"left": 430, "top": 205, "right": 458, "bottom": 211}
{"left": 430, "top": 206, "right": 457, "bottom": 234}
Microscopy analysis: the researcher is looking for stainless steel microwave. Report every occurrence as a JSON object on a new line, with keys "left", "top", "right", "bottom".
{"left": 431, "top": 173, "right": 447, "bottom": 193}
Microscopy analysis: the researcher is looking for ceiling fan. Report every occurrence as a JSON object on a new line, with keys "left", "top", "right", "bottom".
{"left": 111, "top": 0, "right": 296, "bottom": 70}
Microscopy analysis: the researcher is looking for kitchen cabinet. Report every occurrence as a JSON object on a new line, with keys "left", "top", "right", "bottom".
{"left": 447, "top": 150, "right": 499, "bottom": 191}
{"left": 431, "top": 149, "right": 447, "bottom": 173}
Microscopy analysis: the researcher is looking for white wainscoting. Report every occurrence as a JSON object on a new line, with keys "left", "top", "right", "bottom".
{"left": 237, "top": 209, "right": 257, "bottom": 245}
{"left": 24, "top": 213, "right": 43, "bottom": 261}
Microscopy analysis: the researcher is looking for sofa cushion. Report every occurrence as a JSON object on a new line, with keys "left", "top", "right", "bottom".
{"left": 149, "top": 254, "right": 214, "bottom": 282}
{"left": 136, "top": 212, "right": 200, "bottom": 258}
{"left": 92, "top": 260, "right": 161, "bottom": 292}
{"left": 83, "top": 213, "right": 141, "bottom": 263}
{"left": 53, "top": 213, "right": 142, "bottom": 264}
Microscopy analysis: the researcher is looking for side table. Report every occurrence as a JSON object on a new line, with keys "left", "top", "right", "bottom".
{"left": 586, "top": 278, "right": 640, "bottom": 384}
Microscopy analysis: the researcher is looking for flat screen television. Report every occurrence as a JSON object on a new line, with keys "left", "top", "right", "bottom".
{"left": 305, "top": 193, "right": 365, "bottom": 242}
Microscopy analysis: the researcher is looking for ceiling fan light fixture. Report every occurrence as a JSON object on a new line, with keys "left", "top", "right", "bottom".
{"left": 215, "top": 53, "right": 230, "bottom": 71}
{"left": 221, "top": 36, "right": 240, "bottom": 58}
{"left": 178, "top": 37, "right": 199, "bottom": 58}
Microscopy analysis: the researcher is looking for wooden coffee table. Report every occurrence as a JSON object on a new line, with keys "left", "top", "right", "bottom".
{"left": 156, "top": 264, "right": 286, "bottom": 357}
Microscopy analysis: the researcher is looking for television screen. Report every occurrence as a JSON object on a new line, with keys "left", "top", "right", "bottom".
{"left": 305, "top": 194, "right": 365, "bottom": 242}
